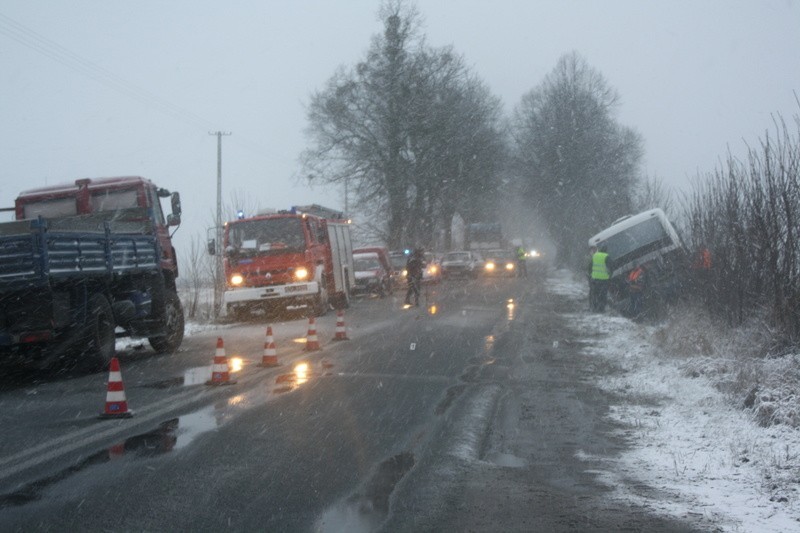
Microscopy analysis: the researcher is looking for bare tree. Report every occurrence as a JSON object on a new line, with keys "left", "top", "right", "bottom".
{"left": 633, "top": 173, "right": 676, "bottom": 218}
{"left": 179, "top": 234, "right": 213, "bottom": 320}
{"left": 685, "top": 112, "right": 800, "bottom": 345}
{"left": 301, "top": 0, "right": 505, "bottom": 250}
{"left": 511, "top": 51, "right": 643, "bottom": 268}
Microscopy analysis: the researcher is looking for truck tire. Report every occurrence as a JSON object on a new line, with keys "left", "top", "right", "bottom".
{"left": 149, "top": 290, "right": 185, "bottom": 354}
{"left": 80, "top": 294, "right": 116, "bottom": 371}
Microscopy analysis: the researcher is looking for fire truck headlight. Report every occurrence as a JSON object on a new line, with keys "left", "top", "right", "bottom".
{"left": 230, "top": 273, "right": 244, "bottom": 286}
{"left": 294, "top": 267, "right": 309, "bottom": 281}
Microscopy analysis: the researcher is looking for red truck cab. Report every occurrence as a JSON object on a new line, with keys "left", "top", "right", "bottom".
{"left": 15, "top": 176, "right": 180, "bottom": 275}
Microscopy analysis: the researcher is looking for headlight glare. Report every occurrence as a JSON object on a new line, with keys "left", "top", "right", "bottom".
{"left": 294, "top": 267, "right": 309, "bottom": 281}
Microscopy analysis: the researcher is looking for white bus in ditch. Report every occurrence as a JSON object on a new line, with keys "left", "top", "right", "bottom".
{"left": 588, "top": 208, "right": 686, "bottom": 281}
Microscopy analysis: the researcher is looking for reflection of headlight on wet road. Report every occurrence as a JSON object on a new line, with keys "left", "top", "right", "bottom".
{"left": 229, "top": 357, "right": 244, "bottom": 373}
{"left": 506, "top": 299, "right": 515, "bottom": 320}
{"left": 294, "top": 362, "right": 309, "bottom": 385}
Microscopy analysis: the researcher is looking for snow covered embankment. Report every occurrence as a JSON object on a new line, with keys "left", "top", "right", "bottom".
{"left": 548, "top": 269, "right": 800, "bottom": 533}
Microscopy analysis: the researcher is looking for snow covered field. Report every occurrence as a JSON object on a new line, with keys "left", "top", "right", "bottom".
{"left": 549, "top": 269, "right": 800, "bottom": 532}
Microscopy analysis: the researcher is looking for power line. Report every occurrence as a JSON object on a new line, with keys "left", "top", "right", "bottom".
{"left": 0, "top": 13, "right": 298, "bottom": 166}
{"left": 0, "top": 13, "right": 220, "bottom": 132}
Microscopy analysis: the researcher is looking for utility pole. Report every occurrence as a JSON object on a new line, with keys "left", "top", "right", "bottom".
{"left": 210, "top": 131, "right": 231, "bottom": 319}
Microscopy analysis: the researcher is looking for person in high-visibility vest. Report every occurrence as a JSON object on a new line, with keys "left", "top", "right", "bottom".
{"left": 589, "top": 246, "right": 611, "bottom": 312}
{"left": 516, "top": 246, "right": 527, "bottom": 278}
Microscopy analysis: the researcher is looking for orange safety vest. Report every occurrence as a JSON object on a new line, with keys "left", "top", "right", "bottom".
{"left": 692, "top": 248, "right": 712, "bottom": 270}
{"left": 628, "top": 266, "right": 645, "bottom": 291}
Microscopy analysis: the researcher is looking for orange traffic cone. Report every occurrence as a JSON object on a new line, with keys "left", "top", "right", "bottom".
{"left": 99, "top": 356, "right": 134, "bottom": 418}
{"left": 333, "top": 309, "right": 349, "bottom": 341}
{"left": 259, "top": 325, "right": 280, "bottom": 367}
{"left": 304, "top": 317, "right": 321, "bottom": 351}
{"left": 206, "top": 337, "right": 237, "bottom": 385}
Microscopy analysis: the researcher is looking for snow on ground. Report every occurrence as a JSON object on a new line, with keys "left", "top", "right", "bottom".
{"left": 548, "top": 269, "right": 800, "bottom": 532}
{"left": 114, "top": 321, "right": 220, "bottom": 352}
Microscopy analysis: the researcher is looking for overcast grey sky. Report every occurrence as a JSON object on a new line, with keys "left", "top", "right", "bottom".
{"left": 2, "top": 1, "right": 798, "bottom": 250}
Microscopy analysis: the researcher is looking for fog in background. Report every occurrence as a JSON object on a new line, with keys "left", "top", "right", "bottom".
{"left": 2, "top": 0, "right": 798, "bottom": 258}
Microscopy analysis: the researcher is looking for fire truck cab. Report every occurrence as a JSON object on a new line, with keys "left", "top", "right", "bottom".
{"left": 215, "top": 205, "right": 354, "bottom": 319}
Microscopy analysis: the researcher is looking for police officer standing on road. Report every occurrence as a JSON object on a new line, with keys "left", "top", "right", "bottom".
{"left": 516, "top": 246, "right": 527, "bottom": 278}
{"left": 404, "top": 248, "right": 425, "bottom": 307}
{"left": 589, "top": 245, "right": 611, "bottom": 312}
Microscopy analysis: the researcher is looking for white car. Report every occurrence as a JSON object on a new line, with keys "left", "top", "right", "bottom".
{"left": 441, "top": 251, "right": 484, "bottom": 279}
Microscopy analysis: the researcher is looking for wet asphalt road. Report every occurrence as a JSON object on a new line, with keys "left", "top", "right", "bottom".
{"left": 0, "top": 268, "right": 708, "bottom": 532}
{"left": 0, "top": 274, "right": 521, "bottom": 531}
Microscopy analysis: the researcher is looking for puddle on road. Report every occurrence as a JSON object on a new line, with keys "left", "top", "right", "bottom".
{"left": 145, "top": 357, "right": 248, "bottom": 388}
{"left": 486, "top": 451, "right": 527, "bottom": 468}
{"left": 315, "top": 451, "right": 415, "bottom": 533}
{"left": 0, "top": 359, "right": 321, "bottom": 508}
{"left": 0, "top": 419, "right": 179, "bottom": 508}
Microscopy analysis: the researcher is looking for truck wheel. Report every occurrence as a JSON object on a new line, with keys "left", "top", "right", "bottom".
{"left": 149, "top": 290, "right": 185, "bottom": 354}
{"left": 81, "top": 294, "right": 116, "bottom": 371}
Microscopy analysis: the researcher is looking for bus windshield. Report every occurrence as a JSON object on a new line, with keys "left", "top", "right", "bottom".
{"left": 601, "top": 217, "right": 670, "bottom": 261}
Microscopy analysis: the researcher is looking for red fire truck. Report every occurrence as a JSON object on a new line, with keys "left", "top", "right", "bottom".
{"left": 212, "top": 204, "right": 354, "bottom": 319}
{"left": 0, "top": 176, "right": 184, "bottom": 369}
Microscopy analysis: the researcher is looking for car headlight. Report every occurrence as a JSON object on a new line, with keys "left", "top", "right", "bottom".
{"left": 230, "top": 273, "right": 244, "bottom": 286}
{"left": 294, "top": 267, "right": 309, "bottom": 281}
{"left": 485, "top": 262, "right": 496, "bottom": 271}
{"left": 505, "top": 262, "right": 515, "bottom": 271}
{"left": 428, "top": 265, "right": 438, "bottom": 274}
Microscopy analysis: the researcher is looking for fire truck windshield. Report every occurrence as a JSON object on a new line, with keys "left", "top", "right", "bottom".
{"left": 227, "top": 217, "right": 306, "bottom": 255}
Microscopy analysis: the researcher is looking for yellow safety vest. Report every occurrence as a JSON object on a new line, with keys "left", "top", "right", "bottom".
{"left": 591, "top": 252, "right": 610, "bottom": 280}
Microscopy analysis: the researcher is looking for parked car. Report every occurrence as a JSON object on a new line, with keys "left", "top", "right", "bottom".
{"left": 482, "top": 249, "right": 518, "bottom": 277}
{"left": 352, "top": 251, "right": 391, "bottom": 297}
{"left": 441, "top": 251, "right": 484, "bottom": 279}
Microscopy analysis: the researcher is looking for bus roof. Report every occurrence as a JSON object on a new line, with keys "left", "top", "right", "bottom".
{"left": 588, "top": 208, "right": 668, "bottom": 246}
